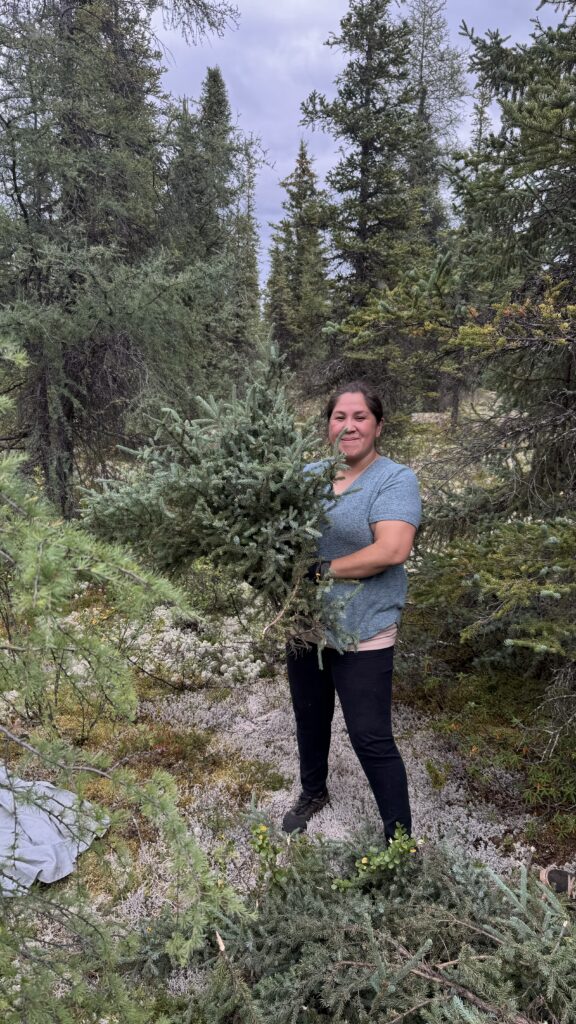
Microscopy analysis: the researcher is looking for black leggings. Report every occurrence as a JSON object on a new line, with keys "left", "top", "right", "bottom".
{"left": 286, "top": 644, "right": 411, "bottom": 841}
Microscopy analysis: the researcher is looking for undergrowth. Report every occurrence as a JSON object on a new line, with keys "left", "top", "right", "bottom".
{"left": 138, "top": 827, "right": 576, "bottom": 1024}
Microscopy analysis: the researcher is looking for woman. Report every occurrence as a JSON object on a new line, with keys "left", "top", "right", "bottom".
{"left": 283, "top": 383, "right": 421, "bottom": 841}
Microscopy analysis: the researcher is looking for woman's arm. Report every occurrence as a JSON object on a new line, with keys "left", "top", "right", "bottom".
{"left": 327, "top": 520, "right": 417, "bottom": 579}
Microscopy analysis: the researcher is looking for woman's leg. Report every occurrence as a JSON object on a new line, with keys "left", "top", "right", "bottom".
{"left": 329, "top": 647, "right": 411, "bottom": 841}
{"left": 286, "top": 644, "right": 335, "bottom": 796}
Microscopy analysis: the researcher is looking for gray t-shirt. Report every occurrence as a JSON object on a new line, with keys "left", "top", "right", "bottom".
{"left": 307, "top": 456, "right": 422, "bottom": 645}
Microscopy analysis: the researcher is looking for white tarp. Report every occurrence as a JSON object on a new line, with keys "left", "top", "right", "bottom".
{"left": 0, "top": 766, "right": 108, "bottom": 895}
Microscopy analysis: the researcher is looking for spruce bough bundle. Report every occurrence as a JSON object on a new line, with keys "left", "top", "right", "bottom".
{"left": 193, "top": 835, "right": 576, "bottom": 1024}
{"left": 85, "top": 350, "right": 341, "bottom": 640}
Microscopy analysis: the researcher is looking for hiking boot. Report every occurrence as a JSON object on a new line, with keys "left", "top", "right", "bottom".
{"left": 540, "top": 865, "right": 575, "bottom": 897}
{"left": 282, "top": 790, "right": 330, "bottom": 833}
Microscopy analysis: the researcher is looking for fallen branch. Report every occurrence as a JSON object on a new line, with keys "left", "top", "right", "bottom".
{"left": 0, "top": 723, "right": 110, "bottom": 778}
{"left": 392, "top": 940, "right": 539, "bottom": 1024}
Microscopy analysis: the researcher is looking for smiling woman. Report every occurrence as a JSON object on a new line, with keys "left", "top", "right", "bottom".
{"left": 283, "top": 381, "right": 422, "bottom": 839}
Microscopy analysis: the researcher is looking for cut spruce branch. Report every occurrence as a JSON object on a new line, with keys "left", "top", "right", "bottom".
{"left": 85, "top": 348, "right": 344, "bottom": 645}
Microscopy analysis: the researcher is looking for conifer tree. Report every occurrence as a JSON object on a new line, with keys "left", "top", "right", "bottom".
{"left": 195, "top": 66, "right": 237, "bottom": 260}
{"left": 404, "top": 0, "right": 466, "bottom": 249}
{"left": 0, "top": 4, "right": 242, "bottom": 513}
{"left": 162, "top": 69, "right": 261, "bottom": 378}
{"left": 266, "top": 230, "right": 297, "bottom": 359}
{"left": 266, "top": 142, "right": 331, "bottom": 369}
{"left": 452, "top": 1, "right": 576, "bottom": 290}
{"left": 0, "top": 0, "right": 168, "bottom": 514}
{"left": 163, "top": 97, "right": 206, "bottom": 262}
{"left": 301, "top": 0, "right": 418, "bottom": 305}
{"left": 225, "top": 139, "right": 261, "bottom": 352}
{"left": 305, "top": 1, "right": 466, "bottom": 417}
{"left": 469, "top": 81, "right": 493, "bottom": 159}
{"left": 407, "top": 0, "right": 466, "bottom": 144}
{"left": 442, "top": 2, "right": 576, "bottom": 480}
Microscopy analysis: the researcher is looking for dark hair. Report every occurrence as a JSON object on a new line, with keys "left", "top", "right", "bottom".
{"left": 325, "top": 381, "right": 384, "bottom": 423}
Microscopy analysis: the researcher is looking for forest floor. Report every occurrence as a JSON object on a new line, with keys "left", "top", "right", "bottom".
{"left": 71, "top": 604, "right": 576, "bottom": 966}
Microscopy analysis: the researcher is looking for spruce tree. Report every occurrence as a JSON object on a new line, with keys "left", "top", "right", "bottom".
{"left": 452, "top": 1, "right": 576, "bottom": 290}
{"left": 0, "top": 0, "right": 165, "bottom": 513}
{"left": 404, "top": 0, "right": 466, "bottom": 249}
{"left": 163, "top": 97, "right": 206, "bottom": 263}
{"left": 398, "top": 5, "right": 576, "bottom": 775}
{"left": 266, "top": 229, "right": 297, "bottom": 360}
{"left": 0, "top": 4, "right": 244, "bottom": 513}
{"left": 266, "top": 142, "right": 331, "bottom": 370}
{"left": 441, "top": 2, "right": 576, "bottom": 484}
{"left": 301, "top": 0, "right": 418, "bottom": 305}
{"left": 162, "top": 69, "right": 261, "bottom": 380}
{"left": 297, "top": 0, "right": 465, "bottom": 414}
{"left": 225, "top": 139, "right": 261, "bottom": 352}
{"left": 194, "top": 66, "right": 237, "bottom": 260}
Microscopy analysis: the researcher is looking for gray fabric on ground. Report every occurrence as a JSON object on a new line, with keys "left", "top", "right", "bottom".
{"left": 0, "top": 766, "right": 108, "bottom": 895}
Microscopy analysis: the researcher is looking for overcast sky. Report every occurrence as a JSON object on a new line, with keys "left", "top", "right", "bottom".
{"left": 155, "top": 0, "right": 554, "bottom": 275}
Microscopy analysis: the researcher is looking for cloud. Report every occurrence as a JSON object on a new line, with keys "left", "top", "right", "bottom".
{"left": 155, "top": 0, "right": 558, "bottom": 278}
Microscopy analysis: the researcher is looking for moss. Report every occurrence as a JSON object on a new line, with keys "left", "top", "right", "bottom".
{"left": 73, "top": 834, "right": 142, "bottom": 905}
{"left": 213, "top": 757, "right": 289, "bottom": 803}
{"left": 424, "top": 758, "right": 451, "bottom": 790}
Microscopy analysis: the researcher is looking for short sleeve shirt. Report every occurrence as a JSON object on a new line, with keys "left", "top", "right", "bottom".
{"left": 306, "top": 456, "right": 422, "bottom": 645}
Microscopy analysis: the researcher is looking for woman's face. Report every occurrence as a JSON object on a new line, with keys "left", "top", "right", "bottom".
{"left": 328, "top": 391, "right": 382, "bottom": 465}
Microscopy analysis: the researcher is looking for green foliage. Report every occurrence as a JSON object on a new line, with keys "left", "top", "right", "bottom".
{"left": 406, "top": 0, "right": 466, "bottom": 147}
{"left": 401, "top": 512, "right": 576, "bottom": 840}
{"left": 414, "top": 517, "right": 575, "bottom": 664}
{"left": 334, "top": 825, "right": 420, "bottom": 889}
{"left": 0, "top": 242, "right": 221, "bottom": 507}
{"left": 0, "top": 2, "right": 258, "bottom": 514}
{"left": 250, "top": 822, "right": 288, "bottom": 887}
{"left": 192, "top": 833, "right": 576, "bottom": 1023}
{"left": 162, "top": 70, "right": 261, "bottom": 369}
{"left": 0, "top": 361, "right": 244, "bottom": 1015}
{"left": 0, "top": 450, "right": 187, "bottom": 743}
{"left": 85, "top": 350, "right": 346, "bottom": 644}
{"left": 301, "top": 0, "right": 419, "bottom": 304}
{"left": 449, "top": 286, "right": 576, "bottom": 503}
{"left": 132, "top": 769, "right": 246, "bottom": 968}
{"left": 0, "top": 0, "right": 168, "bottom": 510}
{"left": 453, "top": 5, "right": 576, "bottom": 292}
{"left": 266, "top": 142, "right": 332, "bottom": 371}
{"left": 298, "top": 0, "right": 468, "bottom": 413}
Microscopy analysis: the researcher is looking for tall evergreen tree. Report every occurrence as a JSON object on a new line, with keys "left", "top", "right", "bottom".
{"left": 406, "top": 0, "right": 466, "bottom": 144}
{"left": 0, "top": 0, "right": 165, "bottom": 513}
{"left": 225, "top": 138, "right": 261, "bottom": 352}
{"left": 405, "top": 0, "right": 466, "bottom": 249}
{"left": 443, "top": 2, "right": 576, "bottom": 488}
{"left": 195, "top": 65, "right": 237, "bottom": 259}
{"left": 0, "top": 3, "right": 241, "bottom": 513}
{"left": 163, "top": 67, "right": 237, "bottom": 264}
{"left": 266, "top": 229, "right": 297, "bottom": 359}
{"left": 301, "top": 2, "right": 466, "bottom": 414}
{"left": 301, "top": 0, "right": 417, "bottom": 305}
{"left": 453, "top": 1, "right": 576, "bottom": 291}
{"left": 162, "top": 69, "right": 261, "bottom": 375}
{"left": 163, "top": 97, "right": 205, "bottom": 261}
{"left": 266, "top": 142, "right": 331, "bottom": 369}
